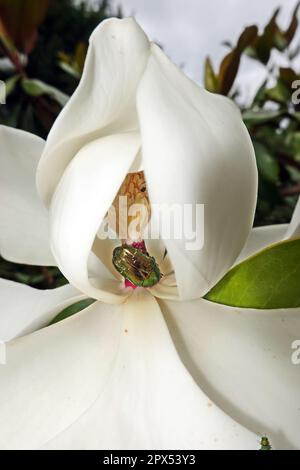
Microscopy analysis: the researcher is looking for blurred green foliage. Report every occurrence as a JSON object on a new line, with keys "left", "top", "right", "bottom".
{"left": 204, "top": 2, "right": 300, "bottom": 226}
{"left": 0, "top": 1, "right": 300, "bottom": 289}
{"left": 0, "top": 0, "right": 120, "bottom": 137}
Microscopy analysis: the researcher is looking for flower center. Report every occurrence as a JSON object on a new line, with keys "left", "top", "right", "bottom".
{"left": 109, "top": 170, "right": 151, "bottom": 242}
{"left": 109, "top": 172, "right": 161, "bottom": 288}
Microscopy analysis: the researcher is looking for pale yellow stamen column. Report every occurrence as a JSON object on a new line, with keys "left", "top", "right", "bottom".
{"left": 109, "top": 171, "right": 151, "bottom": 243}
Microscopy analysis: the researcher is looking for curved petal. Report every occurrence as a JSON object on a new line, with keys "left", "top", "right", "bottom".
{"left": 137, "top": 45, "right": 257, "bottom": 300}
{"left": 149, "top": 282, "right": 179, "bottom": 301}
{"left": 0, "top": 279, "right": 83, "bottom": 341}
{"left": 0, "top": 126, "right": 55, "bottom": 266}
{"left": 145, "top": 238, "right": 174, "bottom": 276}
{"left": 44, "top": 290, "right": 257, "bottom": 449}
{"left": 0, "top": 300, "right": 124, "bottom": 449}
{"left": 286, "top": 195, "right": 300, "bottom": 239}
{"left": 49, "top": 133, "right": 139, "bottom": 301}
{"left": 37, "top": 18, "right": 150, "bottom": 205}
{"left": 159, "top": 297, "right": 300, "bottom": 449}
{"left": 236, "top": 224, "right": 288, "bottom": 263}
{"left": 87, "top": 251, "right": 117, "bottom": 281}
{"left": 0, "top": 289, "right": 257, "bottom": 449}
{"left": 92, "top": 234, "right": 122, "bottom": 281}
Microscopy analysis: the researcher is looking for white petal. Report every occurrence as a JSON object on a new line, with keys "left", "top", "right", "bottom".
{"left": 37, "top": 18, "right": 150, "bottom": 205}
{"left": 49, "top": 133, "right": 139, "bottom": 301}
{"left": 160, "top": 297, "right": 300, "bottom": 449}
{"left": 236, "top": 224, "right": 288, "bottom": 263}
{"left": 0, "top": 126, "right": 55, "bottom": 265}
{"left": 137, "top": 45, "right": 257, "bottom": 300}
{"left": 87, "top": 250, "right": 116, "bottom": 281}
{"left": 0, "top": 289, "right": 257, "bottom": 449}
{"left": 92, "top": 234, "right": 122, "bottom": 281}
{"left": 0, "top": 300, "right": 124, "bottom": 449}
{"left": 0, "top": 278, "right": 83, "bottom": 341}
{"left": 45, "top": 290, "right": 257, "bottom": 449}
{"left": 145, "top": 238, "right": 174, "bottom": 276}
{"left": 286, "top": 195, "right": 300, "bottom": 239}
{"left": 149, "top": 280, "right": 179, "bottom": 300}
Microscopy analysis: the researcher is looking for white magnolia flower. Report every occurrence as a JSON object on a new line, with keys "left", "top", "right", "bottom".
{"left": 0, "top": 18, "right": 299, "bottom": 450}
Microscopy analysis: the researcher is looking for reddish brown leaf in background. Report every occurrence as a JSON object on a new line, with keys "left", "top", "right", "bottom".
{"left": 249, "top": 8, "right": 280, "bottom": 63}
{"left": 284, "top": 1, "right": 300, "bottom": 45}
{"left": 218, "top": 25, "right": 258, "bottom": 95}
{"left": 247, "top": 4, "right": 300, "bottom": 64}
{"left": 0, "top": 0, "right": 50, "bottom": 54}
{"left": 279, "top": 67, "right": 299, "bottom": 88}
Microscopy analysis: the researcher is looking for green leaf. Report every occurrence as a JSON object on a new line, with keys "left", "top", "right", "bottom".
{"left": 265, "top": 80, "right": 290, "bottom": 104}
{"left": 251, "top": 79, "right": 268, "bottom": 106}
{"left": 256, "top": 177, "right": 280, "bottom": 219}
{"left": 49, "top": 298, "right": 95, "bottom": 326}
{"left": 253, "top": 141, "right": 279, "bottom": 183}
{"left": 286, "top": 131, "right": 300, "bottom": 159}
{"left": 204, "top": 238, "right": 300, "bottom": 309}
{"left": 242, "top": 109, "right": 284, "bottom": 124}
{"left": 58, "top": 61, "right": 80, "bottom": 79}
{"left": 204, "top": 57, "right": 219, "bottom": 93}
{"left": 57, "top": 41, "right": 87, "bottom": 79}
{"left": 21, "top": 78, "right": 69, "bottom": 107}
{"left": 19, "top": 103, "right": 36, "bottom": 134}
{"left": 4, "top": 73, "right": 20, "bottom": 96}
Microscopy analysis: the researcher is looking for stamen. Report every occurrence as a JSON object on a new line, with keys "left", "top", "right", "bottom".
{"left": 108, "top": 171, "right": 151, "bottom": 241}
{"left": 109, "top": 172, "right": 161, "bottom": 288}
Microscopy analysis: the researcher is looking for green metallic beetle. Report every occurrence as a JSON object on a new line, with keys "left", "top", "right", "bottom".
{"left": 259, "top": 436, "right": 272, "bottom": 450}
{"left": 112, "top": 245, "right": 162, "bottom": 287}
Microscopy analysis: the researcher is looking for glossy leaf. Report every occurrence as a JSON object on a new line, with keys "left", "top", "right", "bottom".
{"left": 204, "top": 57, "right": 219, "bottom": 93}
{"left": 205, "top": 238, "right": 300, "bottom": 309}
{"left": 58, "top": 41, "right": 87, "bottom": 79}
{"left": 218, "top": 25, "right": 258, "bottom": 95}
{"left": 4, "top": 73, "right": 19, "bottom": 96}
{"left": 253, "top": 141, "right": 279, "bottom": 183}
{"left": 243, "top": 109, "right": 284, "bottom": 124}
{"left": 265, "top": 80, "right": 290, "bottom": 104}
{"left": 250, "top": 79, "right": 268, "bottom": 106}
{"left": 49, "top": 298, "right": 95, "bottom": 325}
{"left": 21, "top": 78, "right": 69, "bottom": 106}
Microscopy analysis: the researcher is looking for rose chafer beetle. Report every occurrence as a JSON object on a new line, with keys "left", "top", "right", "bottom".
{"left": 112, "top": 244, "right": 162, "bottom": 288}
